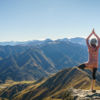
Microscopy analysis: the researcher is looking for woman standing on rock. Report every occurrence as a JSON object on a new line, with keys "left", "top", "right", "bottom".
{"left": 77, "top": 29, "right": 100, "bottom": 92}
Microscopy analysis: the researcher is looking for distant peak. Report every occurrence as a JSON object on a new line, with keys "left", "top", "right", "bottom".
{"left": 44, "top": 38, "right": 53, "bottom": 42}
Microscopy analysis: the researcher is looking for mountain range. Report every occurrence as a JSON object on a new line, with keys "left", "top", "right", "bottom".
{"left": 0, "top": 37, "right": 86, "bottom": 46}
{"left": 0, "top": 37, "right": 100, "bottom": 100}
{"left": 0, "top": 38, "right": 88, "bottom": 82}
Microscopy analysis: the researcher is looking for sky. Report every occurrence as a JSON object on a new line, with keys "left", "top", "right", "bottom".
{"left": 0, "top": 0, "right": 100, "bottom": 41}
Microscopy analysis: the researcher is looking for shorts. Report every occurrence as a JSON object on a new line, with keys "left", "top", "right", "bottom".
{"left": 78, "top": 64, "right": 97, "bottom": 79}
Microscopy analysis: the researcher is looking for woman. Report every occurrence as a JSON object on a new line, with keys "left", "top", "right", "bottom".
{"left": 78, "top": 29, "right": 100, "bottom": 92}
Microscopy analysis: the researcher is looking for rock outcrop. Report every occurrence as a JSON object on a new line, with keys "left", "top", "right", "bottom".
{"left": 69, "top": 88, "right": 100, "bottom": 100}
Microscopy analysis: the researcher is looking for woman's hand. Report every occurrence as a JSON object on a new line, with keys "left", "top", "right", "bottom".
{"left": 86, "top": 29, "right": 94, "bottom": 47}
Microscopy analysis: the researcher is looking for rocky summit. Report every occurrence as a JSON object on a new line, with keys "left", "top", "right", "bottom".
{"left": 69, "top": 88, "right": 100, "bottom": 100}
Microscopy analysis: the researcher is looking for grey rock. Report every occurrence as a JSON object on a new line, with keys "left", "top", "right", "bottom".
{"left": 69, "top": 88, "right": 100, "bottom": 100}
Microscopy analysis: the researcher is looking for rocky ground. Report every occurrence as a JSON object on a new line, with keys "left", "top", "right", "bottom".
{"left": 69, "top": 88, "right": 100, "bottom": 100}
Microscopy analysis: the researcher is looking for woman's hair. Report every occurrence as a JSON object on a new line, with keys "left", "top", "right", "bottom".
{"left": 90, "top": 38, "right": 97, "bottom": 46}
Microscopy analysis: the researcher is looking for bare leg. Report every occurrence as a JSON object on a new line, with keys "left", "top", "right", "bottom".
{"left": 90, "top": 68, "right": 97, "bottom": 92}
{"left": 78, "top": 64, "right": 97, "bottom": 92}
{"left": 91, "top": 79, "right": 96, "bottom": 91}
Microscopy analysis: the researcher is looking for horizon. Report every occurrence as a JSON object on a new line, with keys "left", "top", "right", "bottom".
{"left": 0, "top": 0, "right": 100, "bottom": 41}
{"left": 0, "top": 36, "right": 85, "bottom": 42}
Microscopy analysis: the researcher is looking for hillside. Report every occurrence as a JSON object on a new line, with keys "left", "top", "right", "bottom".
{"left": 0, "top": 40, "right": 88, "bottom": 82}
{"left": 0, "top": 67, "right": 100, "bottom": 100}
{"left": 0, "top": 48, "right": 57, "bottom": 82}
{"left": 39, "top": 41, "right": 87, "bottom": 70}
{"left": 0, "top": 45, "right": 29, "bottom": 60}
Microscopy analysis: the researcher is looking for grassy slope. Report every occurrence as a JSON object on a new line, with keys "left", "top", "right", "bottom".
{"left": 0, "top": 67, "right": 100, "bottom": 100}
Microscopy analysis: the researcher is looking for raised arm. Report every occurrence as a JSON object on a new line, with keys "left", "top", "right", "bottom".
{"left": 92, "top": 29, "right": 100, "bottom": 47}
{"left": 86, "top": 31, "right": 93, "bottom": 47}
{"left": 97, "top": 40, "right": 100, "bottom": 48}
{"left": 92, "top": 29, "right": 99, "bottom": 40}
